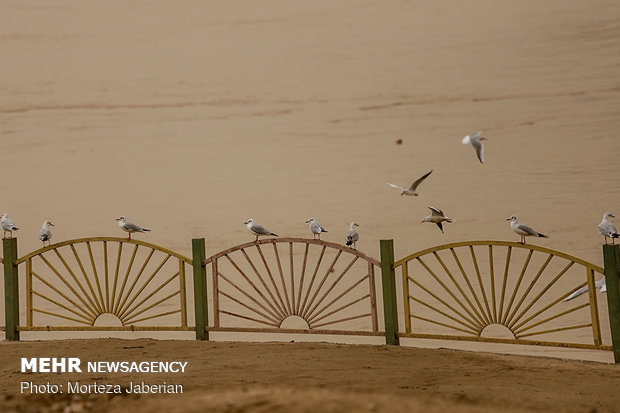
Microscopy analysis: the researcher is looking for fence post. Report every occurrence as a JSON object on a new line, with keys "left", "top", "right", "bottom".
{"left": 603, "top": 244, "right": 620, "bottom": 363}
{"left": 192, "top": 238, "right": 209, "bottom": 341}
{"left": 380, "top": 239, "right": 399, "bottom": 345}
{"left": 3, "top": 237, "right": 20, "bottom": 341}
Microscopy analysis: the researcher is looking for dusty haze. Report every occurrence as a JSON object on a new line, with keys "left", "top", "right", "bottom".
{"left": 2, "top": 1, "right": 620, "bottom": 411}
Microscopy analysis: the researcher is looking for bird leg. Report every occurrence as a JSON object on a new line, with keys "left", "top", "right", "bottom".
{"left": 255, "top": 235, "right": 259, "bottom": 242}
{"left": 128, "top": 233, "right": 132, "bottom": 240}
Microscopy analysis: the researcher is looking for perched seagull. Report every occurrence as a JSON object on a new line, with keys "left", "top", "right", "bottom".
{"left": 599, "top": 212, "right": 619, "bottom": 244}
{"left": 38, "top": 220, "right": 54, "bottom": 247}
{"left": 563, "top": 278, "right": 607, "bottom": 302}
{"left": 506, "top": 215, "right": 548, "bottom": 244}
{"left": 462, "top": 130, "right": 487, "bottom": 163}
{"left": 421, "top": 206, "right": 454, "bottom": 233}
{"left": 345, "top": 222, "right": 359, "bottom": 249}
{"left": 306, "top": 218, "right": 328, "bottom": 240}
{"left": 116, "top": 216, "right": 151, "bottom": 240}
{"left": 1, "top": 213, "right": 19, "bottom": 238}
{"left": 244, "top": 219, "right": 278, "bottom": 241}
{"left": 388, "top": 170, "right": 433, "bottom": 196}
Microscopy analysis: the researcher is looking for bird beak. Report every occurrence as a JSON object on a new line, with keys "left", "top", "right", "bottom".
{"left": 505, "top": 218, "right": 511, "bottom": 221}
{"left": 115, "top": 218, "right": 121, "bottom": 221}
{"left": 49, "top": 223, "right": 55, "bottom": 226}
{"left": 243, "top": 220, "right": 249, "bottom": 224}
{"left": 305, "top": 220, "right": 311, "bottom": 223}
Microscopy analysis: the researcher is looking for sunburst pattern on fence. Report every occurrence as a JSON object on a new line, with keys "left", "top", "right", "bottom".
{"left": 204, "top": 238, "right": 382, "bottom": 336}
{"left": 15, "top": 237, "right": 192, "bottom": 331}
{"left": 394, "top": 241, "right": 611, "bottom": 350}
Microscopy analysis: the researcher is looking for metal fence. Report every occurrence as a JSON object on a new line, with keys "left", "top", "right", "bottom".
{"left": 3, "top": 237, "right": 620, "bottom": 362}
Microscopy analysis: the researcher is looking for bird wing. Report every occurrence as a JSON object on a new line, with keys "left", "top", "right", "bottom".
{"left": 471, "top": 138, "right": 485, "bottom": 163}
{"left": 514, "top": 222, "right": 539, "bottom": 236}
{"left": 388, "top": 183, "right": 408, "bottom": 192}
{"left": 428, "top": 206, "right": 444, "bottom": 217}
{"left": 599, "top": 221, "right": 619, "bottom": 236}
{"left": 409, "top": 170, "right": 433, "bottom": 191}
{"left": 251, "top": 222, "right": 272, "bottom": 235}
{"left": 564, "top": 278, "right": 606, "bottom": 301}
{"left": 123, "top": 221, "right": 144, "bottom": 231}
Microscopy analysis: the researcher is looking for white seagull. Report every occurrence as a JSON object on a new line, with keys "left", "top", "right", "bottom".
{"left": 116, "top": 216, "right": 151, "bottom": 240}
{"left": 388, "top": 170, "right": 433, "bottom": 196}
{"left": 506, "top": 215, "right": 548, "bottom": 244}
{"left": 599, "top": 212, "right": 619, "bottom": 244}
{"left": 563, "top": 278, "right": 607, "bottom": 302}
{"left": 38, "top": 220, "right": 54, "bottom": 246}
{"left": 306, "top": 218, "right": 328, "bottom": 240}
{"left": 421, "top": 206, "right": 454, "bottom": 233}
{"left": 1, "top": 213, "right": 19, "bottom": 238}
{"left": 345, "top": 222, "right": 359, "bottom": 249}
{"left": 462, "top": 130, "right": 487, "bottom": 163}
{"left": 244, "top": 219, "right": 278, "bottom": 241}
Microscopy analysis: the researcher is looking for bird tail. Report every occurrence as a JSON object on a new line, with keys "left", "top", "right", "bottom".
{"left": 271, "top": 233, "right": 279, "bottom": 237}
{"left": 613, "top": 233, "right": 620, "bottom": 238}
{"left": 537, "top": 232, "right": 549, "bottom": 238}
{"left": 346, "top": 239, "right": 353, "bottom": 246}
{"left": 143, "top": 228, "right": 152, "bottom": 232}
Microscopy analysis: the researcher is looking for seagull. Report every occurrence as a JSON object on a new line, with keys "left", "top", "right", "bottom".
{"left": 116, "top": 216, "right": 151, "bottom": 240}
{"left": 388, "top": 170, "right": 433, "bottom": 196}
{"left": 345, "top": 222, "right": 359, "bottom": 249}
{"left": 38, "top": 220, "right": 54, "bottom": 246}
{"left": 599, "top": 212, "right": 619, "bottom": 244}
{"left": 244, "top": 219, "right": 278, "bottom": 241}
{"left": 1, "top": 213, "right": 19, "bottom": 238}
{"left": 421, "top": 206, "right": 454, "bottom": 233}
{"left": 506, "top": 215, "right": 548, "bottom": 244}
{"left": 462, "top": 130, "right": 487, "bottom": 163}
{"left": 563, "top": 278, "right": 606, "bottom": 302}
{"left": 306, "top": 218, "right": 328, "bottom": 240}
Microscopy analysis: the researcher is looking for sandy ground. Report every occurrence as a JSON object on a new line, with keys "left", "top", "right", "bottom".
{"left": 2, "top": 338, "right": 620, "bottom": 413}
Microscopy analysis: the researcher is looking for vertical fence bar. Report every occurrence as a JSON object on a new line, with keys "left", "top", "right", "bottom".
{"left": 3, "top": 238, "right": 20, "bottom": 341}
{"left": 26, "top": 258, "right": 33, "bottom": 327}
{"left": 401, "top": 261, "right": 411, "bottom": 334}
{"left": 603, "top": 244, "right": 620, "bottom": 363}
{"left": 192, "top": 238, "right": 208, "bottom": 340}
{"left": 380, "top": 239, "right": 399, "bottom": 345}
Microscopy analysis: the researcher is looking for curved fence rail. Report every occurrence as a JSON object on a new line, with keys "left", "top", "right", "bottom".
{"left": 203, "top": 238, "right": 382, "bottom": 336}
{"left": 391, "top": 240, "right": 610, "bottom": 350}
{"left": 14, "top": 237, "right": 193, "bottom": 332}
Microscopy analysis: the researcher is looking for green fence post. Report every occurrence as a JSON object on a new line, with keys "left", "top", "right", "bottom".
{"left": 192, "top": 238, "right": 209, "bottom": 341}
{"left": 3, "top": 237, "right": 20, "bottom": 341}
{"left": 603, "top": 244, "right": 620, "bottom": 363}
{"left": 380, "top": 239, "right": 399, "bottom": 345}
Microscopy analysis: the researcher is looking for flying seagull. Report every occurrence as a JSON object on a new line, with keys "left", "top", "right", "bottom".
{"left": 244, "top": 219, "right": 278, "bottom": 241}
{"left": 462, "top": 130, "right": 487, "bottom": 163}
{"left": 421, "top": 206, "right": 454, "bottom": 233}
{"left": 345, "top": 222, "right": 359, "bottom": 249}
{"left": 1, "top": 213, "right": 19, "bottom": 238}
{"left": 116, "top": 216, "right": 151, "bottom": 240}
{"left": 506, "top": 215, "right": 548, "bottom": 244}
{"left": 38, "top": 220, "right": 54, "bottom": 246}
{"left": 599, "top": 212, "right": 619, "bottom": 244}
{"left": 306, "top": 218, "right": 328, "bottom": 240}
{"left": 563, "top": 278, "right": 606, "bottom": 302}
{"left": 388, "top": 170, "right": 433, "bottom": 196}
